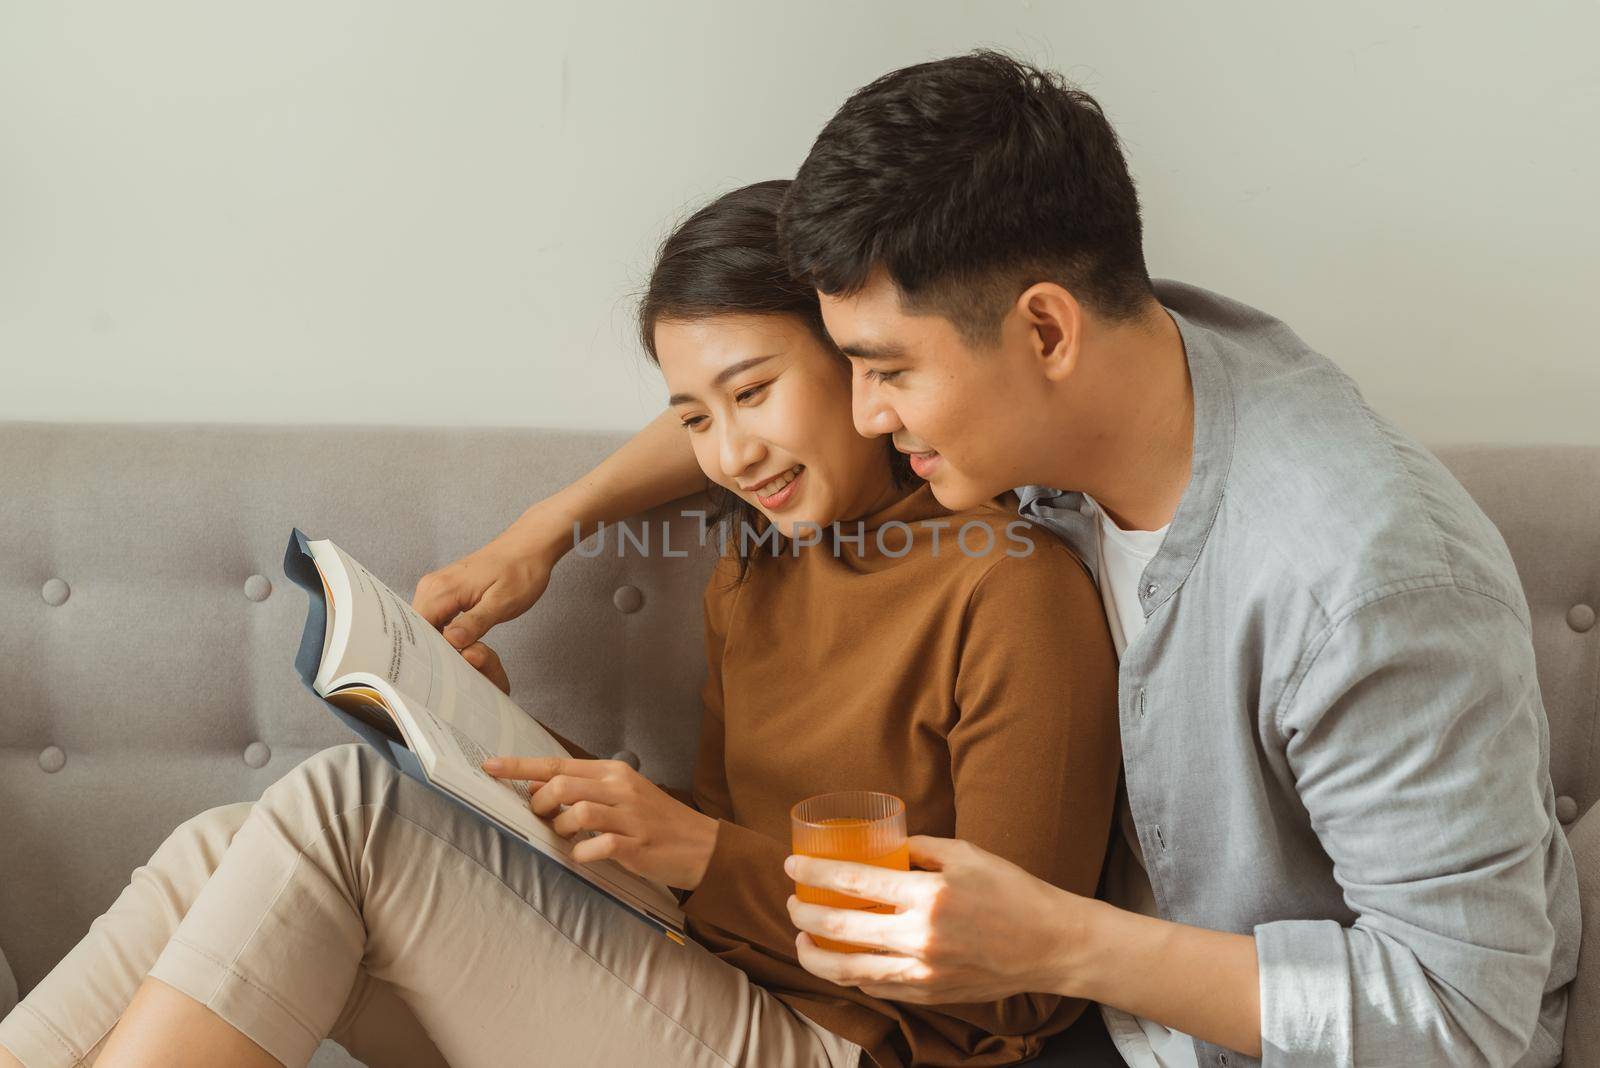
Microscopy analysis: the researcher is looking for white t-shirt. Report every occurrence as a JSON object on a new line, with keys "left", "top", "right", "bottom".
{"left": 1083, "top": 495, "right": 1200, "bottom": 1068}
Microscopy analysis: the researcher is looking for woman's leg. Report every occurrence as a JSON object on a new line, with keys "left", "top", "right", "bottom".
{"left": 92, "top": 744, "right": 861, "bottom": 1068}
{"left": 0, "top": 802, "right": 447, "bottom": 1068}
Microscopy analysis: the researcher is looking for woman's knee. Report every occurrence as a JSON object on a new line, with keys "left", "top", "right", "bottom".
{"left": 145, "top": 802, "right": 254, "bottom": 877}
{"left": 256, "top": 743, "right": 400, "bottom": 824}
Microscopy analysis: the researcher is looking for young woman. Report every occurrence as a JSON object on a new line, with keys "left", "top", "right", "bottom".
{"left": 0, "top": 182, "right": 1120, "bottom": 1068}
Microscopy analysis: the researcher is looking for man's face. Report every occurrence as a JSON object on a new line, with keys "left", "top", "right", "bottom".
{"left": 818, "top": 269, "right": 1052, "bottom": 511}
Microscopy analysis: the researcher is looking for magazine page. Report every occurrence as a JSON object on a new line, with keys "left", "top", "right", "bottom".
{"left": 303, "top": 537, "right": 683, "bottom": 927}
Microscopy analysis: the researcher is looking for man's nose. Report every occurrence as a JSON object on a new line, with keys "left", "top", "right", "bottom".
{"left": 852, "top": 379, "right": 904, "bottom": 438}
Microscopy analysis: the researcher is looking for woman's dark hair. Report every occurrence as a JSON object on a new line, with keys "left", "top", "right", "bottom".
{"left": 639, "top": 179, "right": 914, "bottom": 580}
{"left": 780, "top": 50, "right": 1155, "bottom": 343}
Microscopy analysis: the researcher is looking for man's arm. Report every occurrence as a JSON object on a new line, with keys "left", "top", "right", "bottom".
{"left": 413, "top": 408, "right": 703, "bottom": 647}
{"left": 785, "top": 836, "right": 1266, "bottom": 1055}
{"left": 1256, "top": 583, "right": 1560, "bottom": 1066}
{"left": 785, "top": 582, "right": 1564, "bottom": 1064}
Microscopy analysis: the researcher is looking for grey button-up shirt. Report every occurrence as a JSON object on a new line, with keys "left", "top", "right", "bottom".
{"left": 1016, "top": 280, "right": 1579, "bottom": 1067}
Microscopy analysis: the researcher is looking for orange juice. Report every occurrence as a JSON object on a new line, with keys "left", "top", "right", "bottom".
{"left": 793, "top": 812, "right": 910, "bottom": 953}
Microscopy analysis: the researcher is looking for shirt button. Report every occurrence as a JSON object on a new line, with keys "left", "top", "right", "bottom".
{"left": 1145, "top": 583, "right": 1158, "bottom": 597}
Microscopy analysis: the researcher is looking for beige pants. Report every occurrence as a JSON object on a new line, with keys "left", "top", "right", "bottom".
{"left": 0, "top": 744, "right": 863, "bottom": 1068}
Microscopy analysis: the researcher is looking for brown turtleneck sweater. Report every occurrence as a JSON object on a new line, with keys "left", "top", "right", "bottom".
{"left": 639, "top": 482, "right": 1121, "bottom": 1068}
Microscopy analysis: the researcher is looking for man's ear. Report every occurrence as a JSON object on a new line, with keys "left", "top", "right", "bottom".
{"left": 1016, "top": 282, "right": 1083, "bottom": 383}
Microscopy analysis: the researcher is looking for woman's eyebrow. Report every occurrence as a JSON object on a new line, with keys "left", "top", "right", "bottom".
{"left": 668, "top": 354, "right": 779, "bottom": 406}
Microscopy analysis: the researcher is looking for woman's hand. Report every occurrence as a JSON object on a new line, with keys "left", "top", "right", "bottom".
{"left": 482, "top": 755, "right": 720, "bottom": 891}
{"left": 782, "top": 835, "right": 1085, "bottom": 1003}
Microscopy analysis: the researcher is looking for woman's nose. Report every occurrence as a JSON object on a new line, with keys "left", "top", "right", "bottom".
{"left": 719, "top": 426, "right": 765, "bottom": 479}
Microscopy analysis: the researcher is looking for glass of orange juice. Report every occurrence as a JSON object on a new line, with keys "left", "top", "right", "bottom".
{"left": 790, "top": 791, "right": 909, "bottom": 953}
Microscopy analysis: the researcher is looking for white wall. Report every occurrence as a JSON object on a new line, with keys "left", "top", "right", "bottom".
{"left": 2, "top": 1, "right": 1595, "bottom": 444}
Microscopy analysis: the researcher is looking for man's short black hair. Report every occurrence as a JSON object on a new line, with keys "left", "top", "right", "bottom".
{"left": 780, "top": 50, "right": 1154, "bottom": 342}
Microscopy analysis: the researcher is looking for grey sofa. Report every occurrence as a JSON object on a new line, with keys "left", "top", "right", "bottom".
{"left": 1, "top": 423, "right": 1594, "bottom": 1066}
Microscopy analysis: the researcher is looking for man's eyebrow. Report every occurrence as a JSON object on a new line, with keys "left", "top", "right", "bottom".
{"left": 836, "top": 341, "right": 905, "bottom": 361}
{"left": 667, "top": 354, "right": 779, "bottom": 406}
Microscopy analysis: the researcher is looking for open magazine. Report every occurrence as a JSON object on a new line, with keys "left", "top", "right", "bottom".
{"left": 282, "top": 529, "right": 686, "bottom": 942}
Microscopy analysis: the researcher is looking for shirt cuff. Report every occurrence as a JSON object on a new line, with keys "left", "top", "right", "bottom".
{"left": 679, "top": 818, "right": 797, "bottom": 958}
{"left": 1253, "top": 918, "right": 1353, "bottom": 1066}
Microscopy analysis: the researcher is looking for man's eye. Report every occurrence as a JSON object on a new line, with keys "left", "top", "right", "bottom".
{"left": 864, "top": 368, "right": 903, "bottom": 384}
{"left": 735, "top": 383, "right": 769, "bottom": 403}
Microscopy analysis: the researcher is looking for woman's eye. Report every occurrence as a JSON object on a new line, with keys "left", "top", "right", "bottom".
{"left": 680, "top": 415, "right": 707, "bottom": 431}
{"left": 734, "top": 383, "right": 769, "bottom": 404}
{"left": 865, "top": 368, "right": 903, "bottom": 384}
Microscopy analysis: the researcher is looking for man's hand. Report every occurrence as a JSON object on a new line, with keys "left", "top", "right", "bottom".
{"left": 413, "top": 532, "right": 561, "bottom": 651}
{"left": 783, "top": 835, "right": 1084, "bottom": 1004}
{"left": 482, "top": 755, "right": 719, "bottom": 891}
{"left": 411, "top": 409, "right": 708, "bottom": 651}
{"left": 460, "top": 641, "right": 512, "bottom": 694}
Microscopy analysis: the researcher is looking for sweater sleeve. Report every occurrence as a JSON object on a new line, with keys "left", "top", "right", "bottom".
{"left": 676, "top": 554, "right": 782, "bottom": 923}
{"left": 931, "top": 543, "right": 1123, "bottom": 1034}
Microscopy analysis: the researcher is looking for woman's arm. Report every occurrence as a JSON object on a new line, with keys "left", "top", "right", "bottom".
{"left": 912, "top": 542, "right": 1122, "bottom": 1031}
{"left": 412, "top": 408, "right": 704, "bottom": 649}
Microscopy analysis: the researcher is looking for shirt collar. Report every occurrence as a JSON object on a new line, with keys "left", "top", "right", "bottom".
{"left": 1016, "top": 302, "right": 1237, "bottom": 614}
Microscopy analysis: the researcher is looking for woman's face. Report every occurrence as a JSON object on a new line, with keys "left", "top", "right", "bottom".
{"left": 655, "top": 313, "right": 900, "bottom": 537}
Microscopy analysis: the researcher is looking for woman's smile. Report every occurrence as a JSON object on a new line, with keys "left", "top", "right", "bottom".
{"left": 748, "top": 463, "right": 805, "bottom": 510}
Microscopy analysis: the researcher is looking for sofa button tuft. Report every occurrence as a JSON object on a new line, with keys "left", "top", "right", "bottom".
{"left": 38, "top": 746, "right": 66, "bottom": 773}
{"left": 244, "top": 574, "right": 272, "bottom": 602}
{"left": 613, "top": 585, "right": 644, "bottom": 614}
{"left": 610, "top": 749, "right": 641, "bottom": 770}
{"left": 41, "top": 578, "right": 71, "bottom": 606}
{"left": 244, "top": 742, "right": 272, "bottom": 769}
{"left": 1556, "top": 795, "right": 1579, "bottom": 825}
{"left": 1568, "top": 604, "right": 1595, "bottom": 633}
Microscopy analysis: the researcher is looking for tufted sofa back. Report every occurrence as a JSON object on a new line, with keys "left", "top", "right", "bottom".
{"left": 1, "top": 425, "right": 1595, "bottom": 1062}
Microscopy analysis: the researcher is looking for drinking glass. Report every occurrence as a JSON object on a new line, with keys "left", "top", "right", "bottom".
{"left": 790, "top": 791, "right": 909, "bottom": 953}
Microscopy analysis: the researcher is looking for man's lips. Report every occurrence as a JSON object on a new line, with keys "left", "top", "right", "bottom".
{"left": 905, "top": 450, "right": 941, "bottom": 478}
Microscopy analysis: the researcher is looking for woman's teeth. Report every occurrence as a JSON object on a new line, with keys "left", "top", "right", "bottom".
{"left": 757, "top": 465, "right": 803, "bottom": 496}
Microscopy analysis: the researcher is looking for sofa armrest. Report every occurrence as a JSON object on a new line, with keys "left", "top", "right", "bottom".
{"left": 0, "top": 941, "right": 15, "bottom": 1016}
{"left": 1563, "top": 804, "right": 1600, "bottom": 1066}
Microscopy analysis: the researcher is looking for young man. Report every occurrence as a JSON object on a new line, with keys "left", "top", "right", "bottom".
{"left": 414, "top": 52, "right": 1577, "bottom": 1066}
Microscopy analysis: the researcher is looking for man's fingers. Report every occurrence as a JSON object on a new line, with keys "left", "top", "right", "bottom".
{"left": 785, "top": 895, "right": 919, "bottom": 955}
{"left": 904, "top": 834, "right": 961, "bottom": 871}
{"left": 461, "top": 642, "right": 510, "bottom": 695}
{"left": 793, "top": 933, "right": 930, "bottom": 986}
{"left": 783, "top": 855, "right": 928, "bottom": 909}
{"left": 441, "top": 602, "right": 498, "bottom": 650}
{"left": 411, "top": 568, "right": 481, "bottom": 630}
